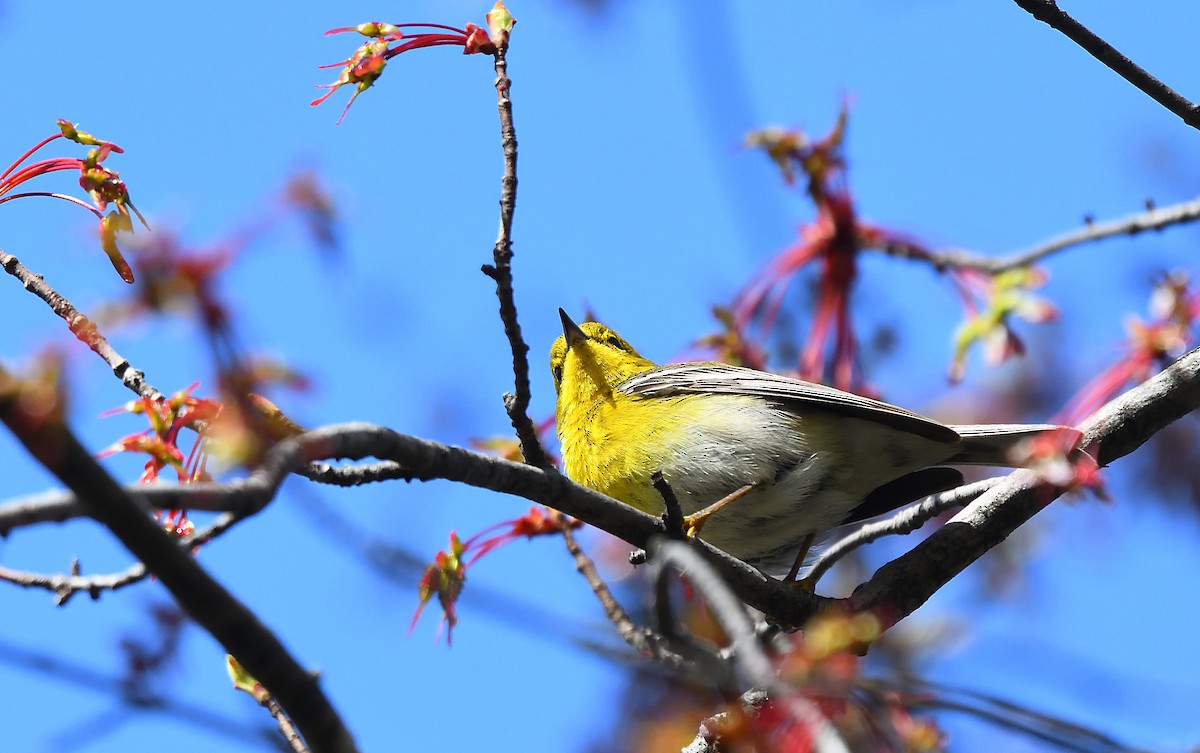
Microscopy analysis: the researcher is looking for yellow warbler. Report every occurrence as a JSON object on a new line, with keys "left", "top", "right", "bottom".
{"left": 551, "top": 309, "right": 1060, "bottom": 575}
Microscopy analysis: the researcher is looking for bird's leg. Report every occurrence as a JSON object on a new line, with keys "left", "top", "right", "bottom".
{"left": 784, "top": 533, "right": 817, "bottom": 585}
{"left": 682, "top": 483, "right": 756, "bottom": 539}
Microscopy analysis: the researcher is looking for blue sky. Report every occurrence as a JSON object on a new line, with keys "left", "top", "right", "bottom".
{"left": 3, "top": 1, "right": 1200, "bottom": 751}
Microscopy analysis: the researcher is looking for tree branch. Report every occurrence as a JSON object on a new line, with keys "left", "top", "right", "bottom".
{"left": 560, "top": 524, "right": 699, "bottom": 674}
{"left": 806, "top": 479, "right": 1000, "bottom": 586}
{"left": 0, "top": 477, "right": 279, "bottom": 533}
{"left": 867, "top": 194, "right": 1200, "bottom": 274}
{"left": 1, "top": 250, "right": 162, "bottom": 401}
{"left": 0, "top": 422, "right": 830, "bottom": 624}
{"left": 0, "top": 390, "right": 359, "bottom": 753}
{"left": 7, "top": 344, "right": 1200, "bottom": 633}
{"left": 1013, "top": 0, "right": 1200, "bottom": 132}
{"left": 850, "top": 344, "right": 1200, "bottom": 628}
{"left": 0, "top": 512, "right": 239, "bottom": 604}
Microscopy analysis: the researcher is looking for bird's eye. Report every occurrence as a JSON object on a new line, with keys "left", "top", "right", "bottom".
{"left": 552, "top": 364, "right": 564, "bottom": 384}
{"left": 605, "top": 335, "right": 623, "bottom": 349}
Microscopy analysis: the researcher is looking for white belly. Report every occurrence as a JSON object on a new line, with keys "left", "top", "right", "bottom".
{"left": 654, "top": 403, "right": 957, "bottom": 573}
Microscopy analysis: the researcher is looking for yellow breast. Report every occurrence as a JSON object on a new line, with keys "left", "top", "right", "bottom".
{"left": 558, "top": 392, "right": 690, "bottom": 513}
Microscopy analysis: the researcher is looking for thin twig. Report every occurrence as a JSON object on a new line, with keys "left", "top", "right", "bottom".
{"left": 263, "top": 693, "right": 310, "bottom": 753}
{"left": 478, "top": 43, "right": 549, "bottom": 470}
{"left": 1013, "top": 0, "right": 1200, "bottom": 132}
{"left": 0, "top": 512, "right": 239, "bottom": 604}
{"left": 559, "top": 524, "right": 645, "bottom": 648}
{"left": 559, "top": 523, "right": 696, "bottom": 673}
{"left": 0, "top": 251, "right": 162, "bottom": 401}
{"left": 0, "top": 385, "right": 359, "bottom": 753}
{"left": 866, "top": 194, "right": 1200, "bottom": 274}
{"left": 805, "top": 479, "right": 1000, "bottom": 586}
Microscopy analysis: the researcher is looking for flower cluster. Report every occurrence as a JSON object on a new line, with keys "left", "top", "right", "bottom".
{"left": 728, "top": 106, "right": 940, "bottom": 391}
{"left": 99, "top": 383, "right": 222, "bottom": 485}
{"left": 312, "top": 2, "right": 515, "bottom": 123}
{"left": 411, "top": 506, "right": 578, "bottom": 643}
{"left": 688, "top": 613, "right": 945, "bottom": 752}
{"left": 1005, "top": 427, "right": 1104, "bottom": 499}
{"left": 1057, "top": 270, "right": 1200, "bottom": 425}
{"left": 99, "top": 384, "right": 224, "bottom": 537}
{"left": 1, "top": 120, "right": 147, "bottom": 283}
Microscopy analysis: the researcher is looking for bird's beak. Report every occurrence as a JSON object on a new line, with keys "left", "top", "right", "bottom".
{"left": 559, "top": 308, "right": 588, "bottom": 347}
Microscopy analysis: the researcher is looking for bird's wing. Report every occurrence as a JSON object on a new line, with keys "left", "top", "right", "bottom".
{"left": 619, "top": 362, "right": 960, "bottom": 443}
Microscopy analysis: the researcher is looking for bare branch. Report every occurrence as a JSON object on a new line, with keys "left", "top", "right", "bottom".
{"left": 0, "top": 512, "right": 239, "bottom": 604}
{"left": 806, "top": 479, "right": 1001, "bottom": 586}
{"left": 262, "top": 692, "right": 310, "bottom": 753}
{"left": 478, "top": 45, "right": 549, "bottom": 470}
{"left": 652, "top": 470, "right": 687, "bottom": 539}
{"left": 867, "top": 194, "right": 1200, "bottom": 273}
{"left": 0, "top": 477, "right": 280, "bottom": 533}
{"left": 560, "top": 524, "right": 698, "bottom": 674}
{"left": 1, "top": 251, "right": 162, "bottom": 401}
{"left": 1013, "top": 0, "right": 1200, "bottom": 132}
{"left": 0, "top": 422, "right": 830, "bottom": 625}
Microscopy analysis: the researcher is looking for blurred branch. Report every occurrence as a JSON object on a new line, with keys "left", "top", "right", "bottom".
{"left": 478, "top": 45, "right": 549, "bottom": 470}
{"left": 1, "top": 478, "right": 276, "bottom": 533}
{"left": 683, "top": 690, "right": 770, "bottom": 753}
{"left": 649, "top": 540, "right": 849, "bottom": 753}
{"left": 870, "top": 194, "right": 1200, "bottom": 273}
{"left": 1013, "top": 0, "right": 1200, "bottom": 132}
{"left": 0, "top": 393, "right": 359, "bottom": 753}
{"left": 851, "top": 344, "right": 1200, "bottom": 629}
{"left": 866, "top": 677, "right": 1150, "bottom": 753}
{"left": 0, "top": 459, "right": 407, "bottom": 533}
{"left": 1, "top": 250, "right": 162, "bottom": 400}
{"left": 0, "top": 635, "right": 284, "bottom": 750}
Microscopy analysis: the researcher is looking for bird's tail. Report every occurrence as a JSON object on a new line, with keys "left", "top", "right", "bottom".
{"left": 947, "top": 424, "right": 1077, "bottom": 466}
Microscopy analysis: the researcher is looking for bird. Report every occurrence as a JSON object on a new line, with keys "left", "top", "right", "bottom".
{"left": 550, "top": 308, "right": 1063, "bottom": 577}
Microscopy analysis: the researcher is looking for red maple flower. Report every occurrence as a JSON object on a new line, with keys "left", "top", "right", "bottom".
{"left": 1, "top": 120, "right": 147, "bottom": 282}
{"left": 1057, "top": 270, "right": 1199, "bottom": 425}
{"left": 411, "top": 506, "right": 578, "bottom": 643}
{"left": 735, "top": 107, "right": 934, "bottom": 392}
{"left": 312, "top": 3, "right": 515, "bottom": 123}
